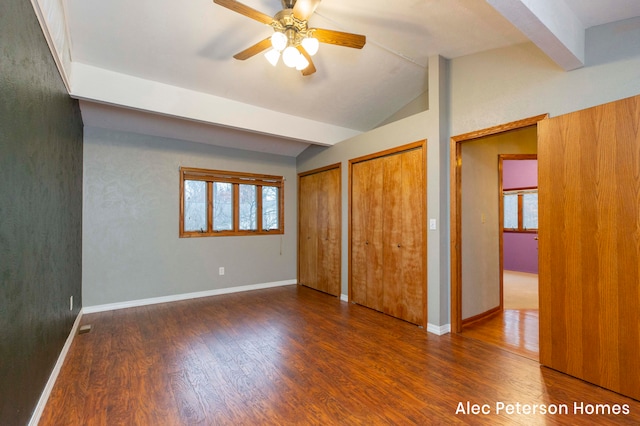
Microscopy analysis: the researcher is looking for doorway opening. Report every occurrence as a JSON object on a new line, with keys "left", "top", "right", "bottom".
{"left": 500, "top": 155, "right": 538, "bottom": 313}
{"left": 450, "top": 115, "right": 547, "bottom": 360}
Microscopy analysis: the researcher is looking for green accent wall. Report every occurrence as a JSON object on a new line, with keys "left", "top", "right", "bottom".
{"left": 0, "top": 0, "right": 83, "bottom": 424}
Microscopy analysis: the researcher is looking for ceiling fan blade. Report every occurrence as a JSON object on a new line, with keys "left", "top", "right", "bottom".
{"left": 293, "top": 0, "right": 322, "bottom": 21}
{"left": 233, "top": 37, "right": 272, "bottom": 60}
{"left": 312, "top": 28, "right": 366, "bottom": 49}
{"left": 296, "top": 45, "right": 316, "bottom": 76}
{"left": 213, "top": 0, "right": 274, "bottom": 25}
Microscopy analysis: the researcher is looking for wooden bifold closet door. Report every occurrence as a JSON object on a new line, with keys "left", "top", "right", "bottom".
{"left": 350, "top": 142, "right": 426, "bottom": 326}
{"left": 298, "top": 165, "right": 341, "bottom": 296}
{"left": 538, "top": 94, "right": 640, "bottom": 400}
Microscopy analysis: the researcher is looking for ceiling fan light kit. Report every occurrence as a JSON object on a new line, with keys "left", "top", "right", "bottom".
{"left": 301, "top": 36, "right": 319, "bottom": 55}
{"left": 270, "top": 31, "right": 288, "bottom": 51}
{"left": 213, "top": 0, "right": 366, "bottom": 76}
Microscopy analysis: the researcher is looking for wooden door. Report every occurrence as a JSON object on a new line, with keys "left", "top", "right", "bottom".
{"left": 538, "top": 94, "right": 640, "bottom": 400}
{"left": 350, "top": 142, "right": 426, "bottom": 326}
{"left": 299, "top": 171, "right": 318, "bottom": 290}
{"left": 351, "top": 158, "right": 384, "bottom": 311}
{"left": 298, "top": 166, "right": 341, "bottom": 296}
{"left": 382, "top": 149, "right": 425, "bottom": 325}
{"left": 316, "top": 167, "right": 341, "bottom": 295}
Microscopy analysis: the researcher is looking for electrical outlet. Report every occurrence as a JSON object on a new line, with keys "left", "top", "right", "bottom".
{"left": 70, "top": 295, "right": 73, "bottom": 311}
{"left": 429, "top": 218, "right": 437, "bottom": 230}
{"left": 219, "top": 267, "right": 225, "bottom": 276}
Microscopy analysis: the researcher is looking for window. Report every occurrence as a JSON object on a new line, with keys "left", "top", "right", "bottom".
{"left": 180, "top": 167, "right": 284, "bottom": 237}
{"left": 503, "top": 188, "right": 538, "bottom": 231}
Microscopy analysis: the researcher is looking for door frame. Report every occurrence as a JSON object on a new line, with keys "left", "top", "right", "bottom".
{"left": 450, "top": 115, "right": 547, "bottom": 333}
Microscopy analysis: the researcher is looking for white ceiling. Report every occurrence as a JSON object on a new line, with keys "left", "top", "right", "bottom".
{"left": 48, "top": 0, "right": 640, "bottom": 155}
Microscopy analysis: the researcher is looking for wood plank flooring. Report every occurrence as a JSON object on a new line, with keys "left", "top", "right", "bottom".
{"left": 40, "top": 285, "right": 640, "bottom": 425}
{"left": 461, "top": 309, "right": 539, "bottom": 361}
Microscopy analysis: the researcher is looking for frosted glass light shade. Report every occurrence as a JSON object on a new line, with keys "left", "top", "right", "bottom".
{"left": 282, "top": 46, "right": 300, "bottom": 68}
{"left": 295, "top": 55, "right": 309, "bottom": 70}
{"left": 264, "top": 49, "right": 280, "bottom": 66}
{"left": 271, "top": 32, "right": 287, "bottom": 51}
{"left": 301, "top": 37, "right": 319, "bottom": 56}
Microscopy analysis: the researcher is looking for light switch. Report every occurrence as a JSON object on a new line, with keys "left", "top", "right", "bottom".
{"left": 429, "top": 218, "right": 437, "bottom": 230}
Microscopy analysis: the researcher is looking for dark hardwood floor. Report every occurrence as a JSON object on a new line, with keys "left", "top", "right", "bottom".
{"left": 41, "top": 285, "right": 639, "bottom": 425}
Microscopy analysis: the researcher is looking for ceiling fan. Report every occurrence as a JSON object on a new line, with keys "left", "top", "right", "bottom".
{"left": 213, "top": 0, "right": 366, "bottom": 76}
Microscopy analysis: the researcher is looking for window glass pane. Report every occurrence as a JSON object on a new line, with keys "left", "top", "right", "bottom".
{"left": 523, "top": 192, "right": 538, "bottom": 229}
{"left": 504, "top": 194, "right": 518, "bottom": 229}
{"left": 262, "top": 186, "right": 279, "bottom": 230}
{"left": 213, "top": 182, "right": 233, "bottom": 231}
{"left": 239, "top": 184, "right": 257, "bottom": 230}
{"left": 184, "top": 180, "right": 207, "bottom": 232}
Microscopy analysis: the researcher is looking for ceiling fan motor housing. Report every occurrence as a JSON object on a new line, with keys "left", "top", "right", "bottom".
{"left": 272, "top": 9, "right": 312, "bottom": 45}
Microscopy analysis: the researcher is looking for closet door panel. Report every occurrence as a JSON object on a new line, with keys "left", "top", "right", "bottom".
{"left": 317, "top": 167, "right": 341, "bottom": 296}
{"left": 350, "top": 161, "right": 368, "bottom": 305}
{"left": 298, "top": 172, "right": 319, "bottom": 290}
{"left": 399, "top": 148, "right": 426, "bottom": 325}
{"left": 351, "top": 159, "right": 384, "bottom": 310}
{"left": 382, "top": 153, "right": 404, "bottom": 319}
{"left": 382, "top": 149, "right": 425, "bottom": 325}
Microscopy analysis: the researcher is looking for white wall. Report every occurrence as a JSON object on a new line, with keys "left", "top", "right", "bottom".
{"left": 82, "top": 126, "right": 297, "bottom": 307}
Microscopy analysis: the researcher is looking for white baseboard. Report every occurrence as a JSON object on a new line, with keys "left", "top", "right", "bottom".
{"left": 28, "top": 311, "right": 83, "bottom": 426}
{"left": 338, "top": 297, "right": 449, "bottom": 335}
{"left": 83, "top": 279, "right": 297, "bottom": 314}
{"left": 427, "top": 323, "right": 451, "bottom": 335}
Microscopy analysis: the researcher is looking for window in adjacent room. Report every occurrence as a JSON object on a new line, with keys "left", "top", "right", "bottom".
{"left": 503, "top": 188, "right": 538, "bottom": 231}
{"left": 180, "top": 167, "right": 284, "bottom": 237}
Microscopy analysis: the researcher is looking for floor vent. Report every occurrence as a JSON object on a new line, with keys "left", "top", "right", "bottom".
{"left": 78, "top": 324, "right": 92, "bottom": 334}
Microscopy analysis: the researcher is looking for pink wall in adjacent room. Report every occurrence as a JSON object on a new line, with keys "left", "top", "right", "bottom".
{"left": 504, "top": 232, "right": 538, "bottom": 273}
{"left": 503, "top": 159, "right": 538, "bottom": 273}
{"left": 503, "top": 159, "right": 537, "bottom": 189}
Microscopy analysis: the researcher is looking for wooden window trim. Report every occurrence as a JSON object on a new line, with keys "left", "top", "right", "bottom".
{"left": 180, "top": 167, "right": 284, "bottom": 238}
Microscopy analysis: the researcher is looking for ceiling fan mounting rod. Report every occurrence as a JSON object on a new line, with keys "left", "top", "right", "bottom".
{"left": 281, "top": 0, "right": 296, "bottom": 9}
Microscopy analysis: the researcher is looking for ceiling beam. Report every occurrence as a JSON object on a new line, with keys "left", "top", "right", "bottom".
{"left": 487, "top": 0, "right": 585, "bottom": 70}
{"left": 69, "top": 63, "right": 361, "bottom": 146}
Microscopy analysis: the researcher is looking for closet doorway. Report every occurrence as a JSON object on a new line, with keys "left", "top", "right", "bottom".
{"left": 349, "top": 141, "right": 427, "bottom": 326}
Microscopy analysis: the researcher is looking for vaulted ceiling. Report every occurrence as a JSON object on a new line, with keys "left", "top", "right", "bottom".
{"left": 33, "top": 0, "right": 640, "bottom": 156}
